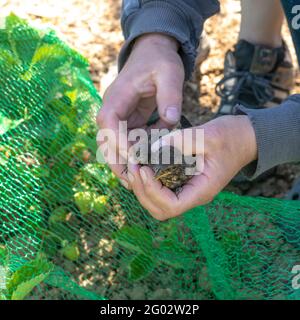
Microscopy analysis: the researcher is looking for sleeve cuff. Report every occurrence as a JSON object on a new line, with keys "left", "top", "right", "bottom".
{"left": 118, "top": 2, "right": 202, "bottom": 79}
{"left": 235, "top": 96, "right": 300, "bottom": 180}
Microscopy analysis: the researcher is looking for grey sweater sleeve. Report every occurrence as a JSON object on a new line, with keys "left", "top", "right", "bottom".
{"left": 236, "top": 95, "right": 300, "bottom": 180}
{"left": 119, "top": 0, "right": 220, "bottom": 78}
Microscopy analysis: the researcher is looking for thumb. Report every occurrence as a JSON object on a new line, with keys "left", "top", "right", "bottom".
{"left": 155, "top": 67, "right": 184, "bottom": 126}
{"left": 151, "top": 127, "right": 204, "bottom": 156}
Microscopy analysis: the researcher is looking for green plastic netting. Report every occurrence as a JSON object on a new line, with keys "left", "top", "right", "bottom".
{"left": 0, "top": 14, "right": 300, "bottom": 300}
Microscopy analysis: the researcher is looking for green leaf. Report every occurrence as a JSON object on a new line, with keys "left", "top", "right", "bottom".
{"left": 81, "top": 163, "right": 112, "bottom": 185}
{"left": 156, "top": 240, "right": 193, "bottom": 269}
{"left": 113, "top": 226, "right": 153, "bottom": 255}
{"left": 41, "top": 235, "right": 60, "bottom": 257}
{"left": 48, "top": 125, "right": 73, "bottom": 156}
{"left": 49, "top": 222, "right": 77, "bottom": 243}
{"left": 0, "top": 245, "right": 8, "bottom": 266}
{"left": 40, "top": 30, "right": 88, "bottom": 69}
{"left": 59, "top": 114, "right": 77, "bottom": 134}
{"left": 31, "top": 43, "right": 67, "bottom": 65}
{"left": 74, "top": 191, "right": 94, "bottom": 215}
{"left": 0, "top": 112, "right": 24, "bottom": 135}
{"left": 21, "top": 43, "right": 71, "bottom": 81}
{"left": 65, "top": 89, "right": 78, "bottom": 104}
{"left": 0, "top": 293, "right": 7, "bottom": 300}
{"left": 7, "top": 256, "right": 53, "bottom": 300}
{"left": 0, "top": 48, "right": 18, "bottom": 68}
{"left": 0, "top": 27, "right": 12, "bottom": 52}
{"left": 61, "top": 242, "right": 80, "bottom": 261}
{"left": 48, "top": 206, "right": 69, "bottom": 224}
{"left": 129, "top": 253, "right": 155, "bottom": 281}
{"left": 11, "top": 272, "right": 49, "bottom": 300}
{"left": 5, "top": 13, "right": 41, "bottom": 64}
{"left": 93, "top": 195, "right": 108, "bottom": 215}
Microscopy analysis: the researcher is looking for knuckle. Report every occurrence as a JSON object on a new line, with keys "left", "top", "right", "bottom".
{"left": 197, "top": 195, "right": 214, "bottom": 206}
{"left": 159, "top": 53, "right": 183, "bottom": 71}
{"left": 152, "top": 212, "right": 168, "bottom": 221}
{"left": 169, "top": 206, "right": 181, "bottom": 217}
{"left": 162, "top": 202, "right": 176, "bottom": 216}
{"left": 102, "top": 79, "right": 125, "bottom": 105}
{"left": 159, "top": 60, "right": 178, "bottom": 75}
{"left": 143, "top": 179, "right": 153, "bottom": 191}
{"left": 146, "top": 207, "right": 167, "bottom": 221}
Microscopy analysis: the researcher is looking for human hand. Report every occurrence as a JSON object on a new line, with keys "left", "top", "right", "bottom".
{"left": 96, "top": 33, "right": 185, "bottom": 187}
{"left": 127, "top": 115, "right": 258, "bottom": 220}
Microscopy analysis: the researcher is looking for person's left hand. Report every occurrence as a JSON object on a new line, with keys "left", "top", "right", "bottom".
{"left": 127, "top": 115, "right": 258, "bottom": 221}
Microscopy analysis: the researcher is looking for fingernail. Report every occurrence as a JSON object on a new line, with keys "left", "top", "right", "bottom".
{"left": 120, "top": 179, "right": 129, "bottom": 189}
{"left": 140, "top": 168, "right": 147, "bottom": 184}
{"left": 127, "top": 172, "right": 134, "bottom": 184}
{"left": 165, "top": 106, "right": 180, "bottom": 124}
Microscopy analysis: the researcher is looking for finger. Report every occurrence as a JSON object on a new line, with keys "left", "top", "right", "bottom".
{"left": 176, "top": 173, "right": 218, "bottom": 211}
{"left": 96, "top": 80, "right": 140, "bottom": 159}
{"left": 151, "top": 127, "right": 205, "bottom": 157}
{"left": 128, "top": 97, "right": 174, "bottom": 131}
{"left": 98, "top": 79, "right": 140, "bottom": 124}
{"left": 155, "top": 66, "right": 184, "bottom": 126}
{"left": 96, "top": 118, "right": 129, "bottom": 164}
{"left": 148, "top": 118, "right": 175, "bottom": 131}
{"left": 111, "top": 165, "right": 132, "bottom": 190}
{"left": 96, "top": 142, "right": 130, "bottom": 189}
{"left": 108, "top": 163, "right": 130, "bottom": 187}
{"left": 140, "top": 166, "right": 216, "bottom": 217}
{"left": 127, "top": 163, "right": 166, "bottom": 220}
{"left": 138, "top": 166, "right": 182, "bottom": 219}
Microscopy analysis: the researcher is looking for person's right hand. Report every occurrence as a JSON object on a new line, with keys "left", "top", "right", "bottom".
{"left": 96, "top": 33, "right": 185, "bottom": 188}
{"left": 127, "top": 115, "right": 258, "bottom": 220}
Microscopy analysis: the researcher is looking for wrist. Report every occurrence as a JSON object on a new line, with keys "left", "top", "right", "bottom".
{"left": 133, "top": 33, "right": 180, "bottom": 52}
{"left": 233, "top": 115, "right": 258, "bottom": 166}
{"left": 204, "top": 115, "right": 258, "bottom": 167}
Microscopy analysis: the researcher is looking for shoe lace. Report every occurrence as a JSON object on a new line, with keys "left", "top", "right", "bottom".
{"left": 215, "top": 71, "right": 275, "bottom": 106}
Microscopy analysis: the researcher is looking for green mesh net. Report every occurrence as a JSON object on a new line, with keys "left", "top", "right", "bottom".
{"left": 0, "top": 14, "right": 300, "bottom": 300}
